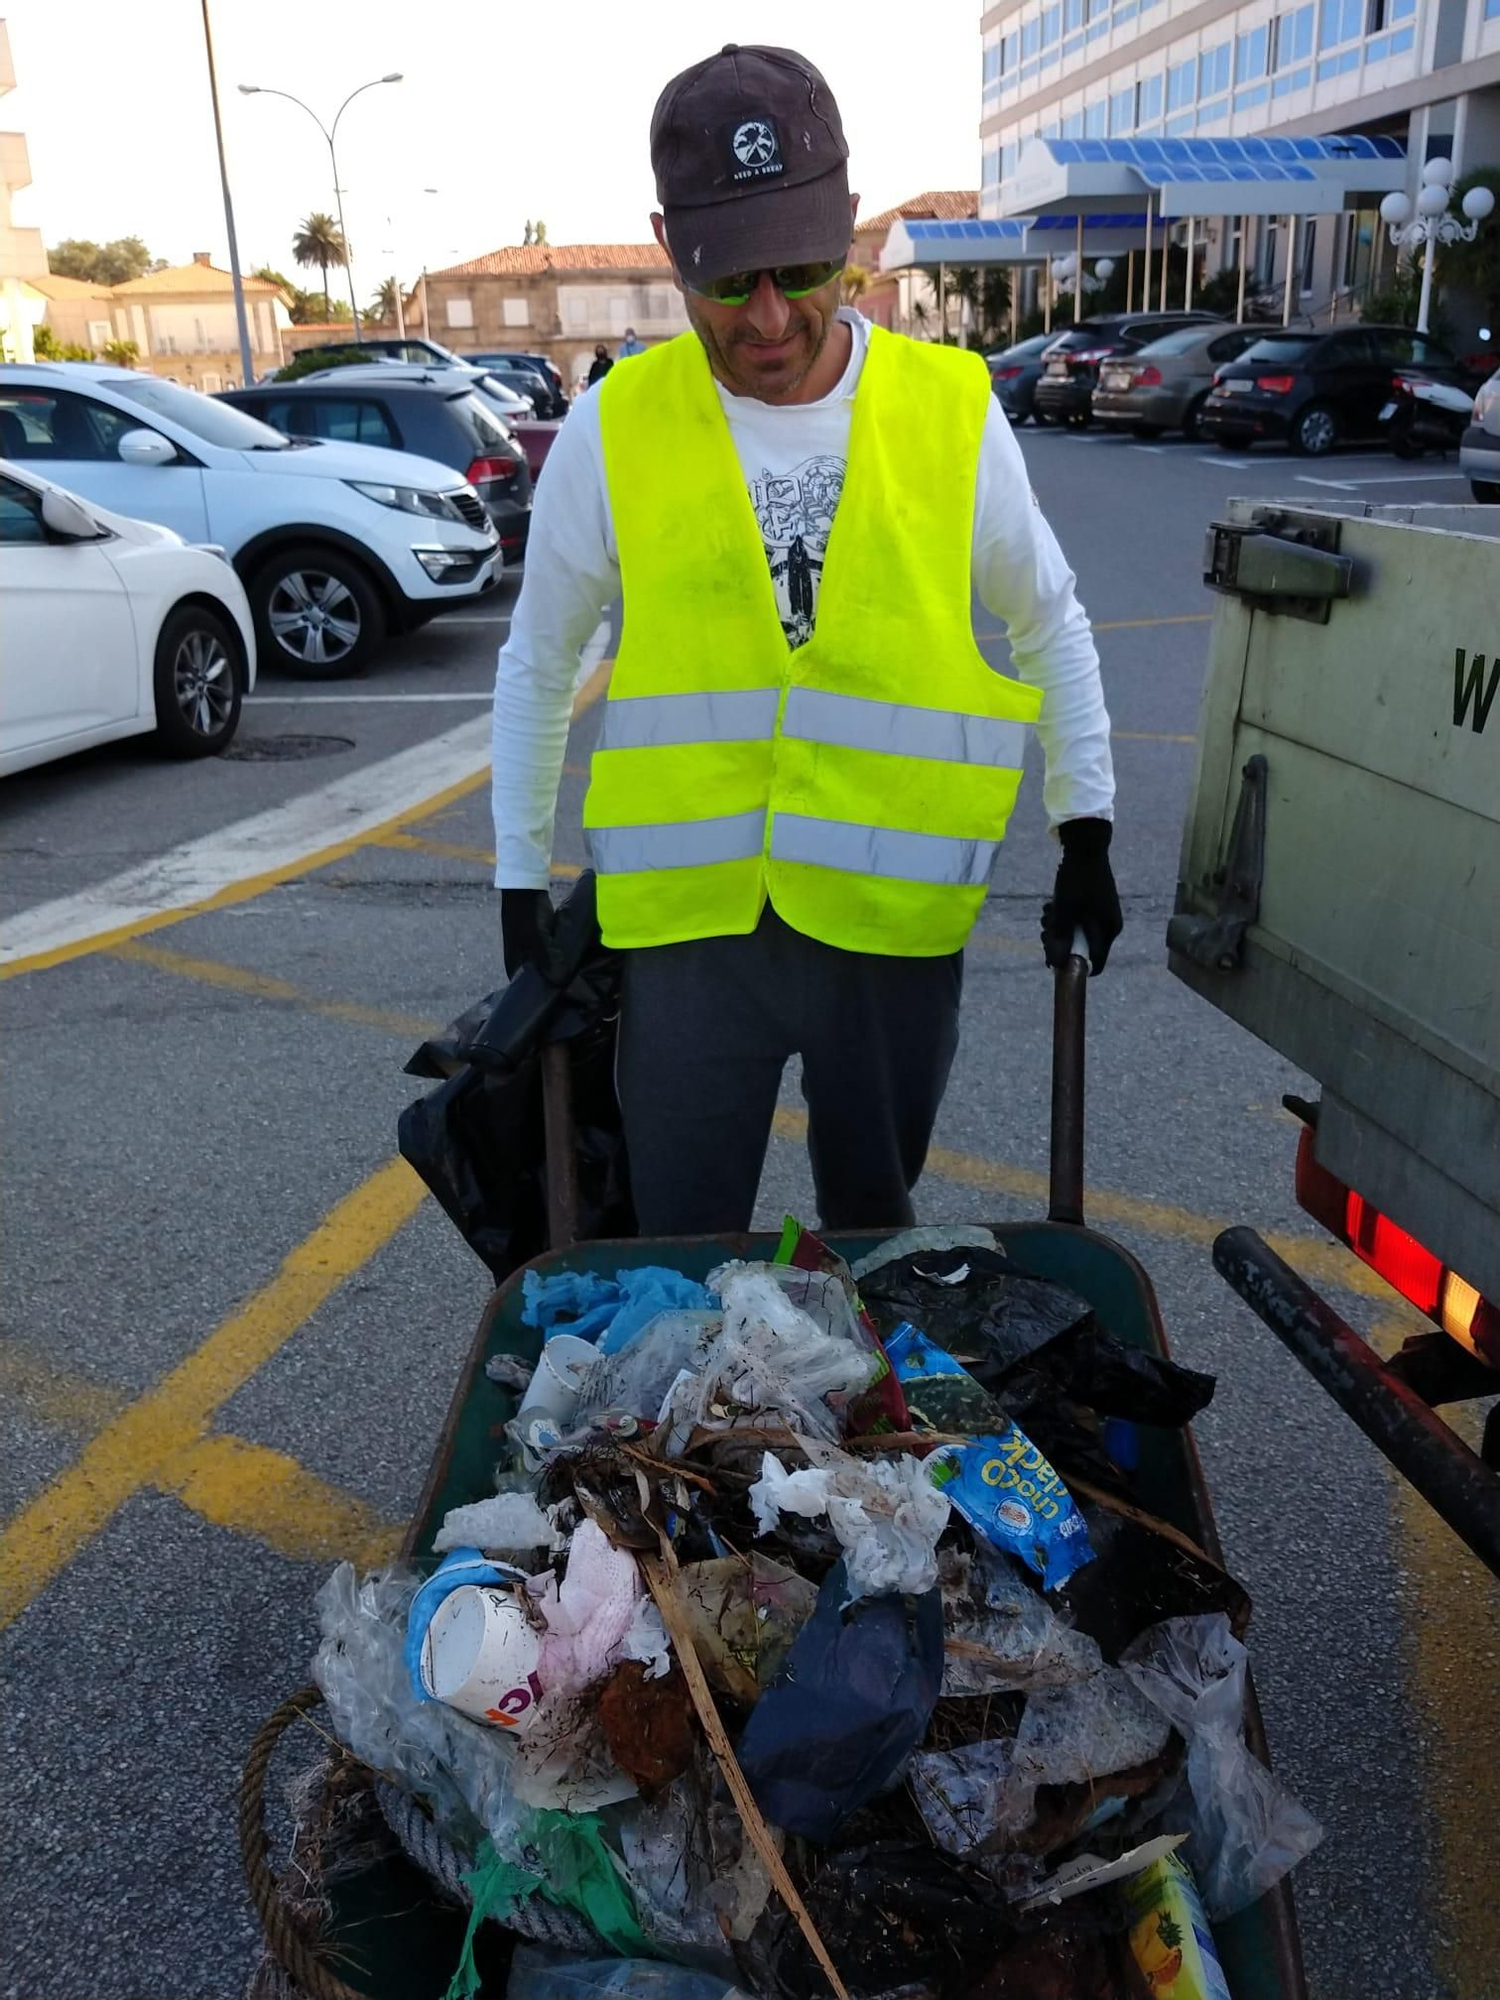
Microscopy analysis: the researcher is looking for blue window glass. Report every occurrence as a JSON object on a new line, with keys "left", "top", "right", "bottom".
{"left": 1085, "top": 98, "right": 1108, "bottom": 134}
{"left": 983, "top": 43, "right": 1001, "bottom": 81}
{"left": 1062, "top": 32, "right": 1084, "bottom": 52}
{"left": 1236, "top": 24, "right": 1269, "bottom": 77}
{"left": 1234, "top": 80, "right": 1271, "bottom": 105}
{"left": 1196, "top": 95, "right": 1228, "bottom": 122}
{"left": 1087, "top": 17, "right": 1109, "bottom": 36}
{"left": 1165, "top": 111, "right": 1195, "bottom": 133}
{"left": 1271, "top": 65, "right": 1311, "bottom": 91}
{"left": 1062, "top": 109, "right": 1085, "bottom": 137}
{"left": 1041, "top": 4, "right": 1062, "bottom": 41}
{"left": 1273, "top": 4, "right": 1314, "bottom": 63}
{"left": 1002, "top": 30, "right": 1020, "bottom": 71}
{"left": 1391, "top": 0, "right": 1415, "bottom": 18}
{"left": 1110, "top": 85, "right": 1135, "bottom": 131}
{"left": 983, "top": 147, "right": 1001, "bottom": 187}
{"left": 1390, "top": 20, "right": 1415, "bottom": 41}
{"left": 1365, "top": 30, "right": 1388, "bottom": 55}
{"left": 1022, "top": 17, "right": 1041, "bottom": 56}
{"left": 1318, "top": 0, "right": 1361, "bottom": 45}
{"left": 1199, "top": 43, "right": 1231, "bottom": 93}
{"left": 1167, "top": 56, "right": 1197, "bottom": 107}
{"left": 1115, "top": 1, "right": 1138, "bottom": 20}
{"left": 1002, "top": 141, "right": 1020, "bottom": 178}
{"left": 1064, "top": 0, "right": 1085, "bottom": 29}
{"left": 1137, "top": 72, "right": 1163, "bottom": 121}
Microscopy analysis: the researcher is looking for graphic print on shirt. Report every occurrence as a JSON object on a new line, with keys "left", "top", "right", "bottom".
{"left": 748, "top": 453, "right": 846, "bottom": 648}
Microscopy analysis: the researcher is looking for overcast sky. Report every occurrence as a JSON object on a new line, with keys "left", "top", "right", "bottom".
{"left": 5, "top": 1, "right": 980, "bottom": 298}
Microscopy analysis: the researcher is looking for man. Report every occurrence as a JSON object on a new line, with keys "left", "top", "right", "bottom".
{"left": 618, "top": 327, "right": 646, "bottom": 357}
{"left": 492, "top": 43, "right": 1119, "bottom": 1236}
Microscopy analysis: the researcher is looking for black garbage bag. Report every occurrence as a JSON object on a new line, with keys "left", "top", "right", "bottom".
{"left": 397, "top": 874, "right": 634, "bottom": 1277}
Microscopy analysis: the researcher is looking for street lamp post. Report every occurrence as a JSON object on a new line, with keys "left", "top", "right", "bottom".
{"left": 237, "top": 73, "right": 403, "bottom": 337}
{"left": 1381, "top": 158, "right": 1495, "bottom": 336}
{"left": 199, "top": 1, "right": 254, "bottom": 386}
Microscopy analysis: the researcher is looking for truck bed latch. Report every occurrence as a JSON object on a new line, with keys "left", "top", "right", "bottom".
{"left": 1203, "top": 512, "right": 1353, "bottom": 623}
{"left": 1167, "top": 753, "right": 1267, "bottom": 971}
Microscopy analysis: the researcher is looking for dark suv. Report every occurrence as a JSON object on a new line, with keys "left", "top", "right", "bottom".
{"left": 287, "top": 336, "right": 460, "bottom": 371}
{"left": 220, "top": 375, "right": 532, "bottom": 556}
{"left": 1034, "top": 312, "right": 1224, "bottom": 426}
{"left": 1199, "top": 325, "right": 1469, "bottom": 456}
{"left": 467, "top": 351, "right": 569, "bottom": 418}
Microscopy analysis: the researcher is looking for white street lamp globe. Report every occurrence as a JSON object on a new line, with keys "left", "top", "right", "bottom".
{"left": 1422, "top": 156, "right": 1454, "bottom": 188}
{"left": 1463, "top": 184, "right": 1497, "bottom": 222}
{"left": 1417, "top": 181, "right": 1451, "bottom": 218}
{"left": 1380, "top": 191, "right": 1412, "bottom": 225}
{"left": 1095, "top": 257, "right": 1116, "bottom": 279}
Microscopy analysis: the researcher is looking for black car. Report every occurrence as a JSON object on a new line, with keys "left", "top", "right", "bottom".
{"left": 986, "top": 333, "right": 1058, "bottom": 424}
{"left": 1033, "top": 312, "right": 1224, "bottom": 426}
{"left": 220, "top": 375, "right": 532, "bottom": 556}
{"left": 1199, "top": 324, "right": 1468, "bottom": 456}
{"left": 468, "top": 350, "right": 569, "bottom": 418}
{"left": 286, "top": 336, "right": 461, "bottom": 371}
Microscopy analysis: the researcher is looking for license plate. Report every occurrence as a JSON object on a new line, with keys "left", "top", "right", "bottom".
{"left": 1100, "top": 369, "right": 1131, "bottom": 392}
{"left": 1378, "top": 400, "right": 1397, "bottom": 421}
{"left": 1046, "top": 360, "right": 1070, "bottom": 378}
{"left": 1218, "top": 379, "right": 1252, "bottom": 395}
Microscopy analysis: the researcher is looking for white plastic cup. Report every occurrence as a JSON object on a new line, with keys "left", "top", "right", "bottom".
{"left": 419, "top": 1584, "right": 546, "bottom": 1730}
{"left": 515, "top": 1333, "right": 597, "bottom": 1434}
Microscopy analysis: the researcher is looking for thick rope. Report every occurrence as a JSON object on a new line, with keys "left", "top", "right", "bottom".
{"left": 238, "top": 1687, "right": 374, "bottom": 2000}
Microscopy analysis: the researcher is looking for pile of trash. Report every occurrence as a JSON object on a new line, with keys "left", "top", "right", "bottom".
{"left": 312, "top": 1224, "right": 1321, "bottom": 2000}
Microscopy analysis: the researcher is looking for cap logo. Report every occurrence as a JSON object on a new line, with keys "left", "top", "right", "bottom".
{"left": 730, "top": 118, "right": 783, "bottom": 180}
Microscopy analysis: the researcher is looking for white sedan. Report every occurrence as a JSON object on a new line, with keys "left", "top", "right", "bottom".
{"left": 0, "top": 459, "right": 255, "bottom": 778}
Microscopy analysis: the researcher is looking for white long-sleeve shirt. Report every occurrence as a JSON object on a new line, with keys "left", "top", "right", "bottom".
{"left": 491, "top": 311, "right": 1113, "bottom": 888}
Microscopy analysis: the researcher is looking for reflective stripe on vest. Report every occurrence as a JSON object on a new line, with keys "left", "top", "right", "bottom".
{"left": 589, "top": 809, "right": 766, "bottom": 873}
{"left": 770, "top": 813, "right": 998, "bottom": 887}
{"left": 598, "top": 688, "right": 782, "bottom": 751}
{"left": 781, "top": 687, "right": 1028, "bottom": 770}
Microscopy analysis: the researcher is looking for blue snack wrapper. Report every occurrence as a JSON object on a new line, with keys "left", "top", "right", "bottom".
{"left": 929, "top": 1426, "right": 1095, "bottom": 1591}
{"left": 884, "top": 1321, "right": 1008, "bottom": 1437}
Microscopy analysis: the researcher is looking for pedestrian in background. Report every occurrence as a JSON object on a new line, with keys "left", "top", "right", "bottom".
{"left": 492, "top": 43, "right": 1119, "bottom": 1236}
{"left": 586, "top": 343, "right": 613, "bottom": 386}
{"left": 618, "top": 327, "right": 646, "bottom": 357}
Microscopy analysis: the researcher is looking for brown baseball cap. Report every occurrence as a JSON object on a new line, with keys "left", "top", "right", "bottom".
{"left": 650, "top": 45, "right": 851, "bottom": 286}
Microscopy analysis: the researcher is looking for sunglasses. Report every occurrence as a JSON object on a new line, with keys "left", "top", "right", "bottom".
{"left": 685, "top": 259, "right": 845, "bottom": 307}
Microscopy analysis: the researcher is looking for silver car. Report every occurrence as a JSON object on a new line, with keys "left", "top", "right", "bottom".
{"left": 1091, "top": 322, "right": 1262, "bottom": 441}
{"left": 1459, "top": 367, "right": 1500, "bottom": 501}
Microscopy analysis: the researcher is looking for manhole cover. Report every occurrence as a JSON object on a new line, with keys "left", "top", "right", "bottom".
{"left": 222, "top": 733, "right": 355, "bottom": 763}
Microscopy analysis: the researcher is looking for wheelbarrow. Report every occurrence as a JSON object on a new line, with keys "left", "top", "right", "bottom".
{"left": 241, "top": 942, "right": 1309, "bottom": 2000}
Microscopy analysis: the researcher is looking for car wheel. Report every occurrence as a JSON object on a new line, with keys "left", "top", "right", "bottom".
{"left": 1471, "top": 479, "right": 1500, "bottom": 503}
{"left": 1291, "top": 402, "right": 1339, "bottom": 457}
{"left": 1181, "top": 394, "right": 1209, "bottom": 442}
{"left": 152, "top": 602, "right": 244, "bottom": 757}
{"left": 251, "top": 547, "right": 385, "bottom": 678}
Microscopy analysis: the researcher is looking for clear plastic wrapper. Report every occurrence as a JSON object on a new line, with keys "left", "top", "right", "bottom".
{"left": 506, "top": 1948, "right": 750, "bottom": 2000}
{"left": 1012, "top": 1664, "right": 1173, "bottom": 1789}
{"left": 908, "top": 1738, "right": 1037, "bottom": 1854}
{"left": 939, "top": 1549, "right": 1102, "bottom": 1696}
{"left": 615, "top": 1766, "right": 741, "bottom": 1972}
{"left": 1121, "top": 1613, "right": 1323, "bottom": 1917}
{"left": 849, "top": 1227, "right": 998, "bottom": 1281}
{"left": 434, "top": 1492, "right": 563, "bottom": 1558}
{"left": 749, "top": 1441, "right": 950, "bottom": 1601}
{"left": 575, "top": 1311, "right": 722, "bottom": 1427}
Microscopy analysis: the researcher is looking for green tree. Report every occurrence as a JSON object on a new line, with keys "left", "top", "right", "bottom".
{"left": 1438, "top": 167, "right": 1500, "bottom": 330}
{"left": 952, "top": 264, "right": 1014, "bottom": 348}
{"left": 522, "top": 219, "right": 534, "bottom": 245}
{"left": 841, "top": 263, "right": 873, "bottom": 306}
{"left": 291, "top": 212, "right": 349, "bottom": 316}
{"left": 46, "top": 235, "right": 156, "bottom": 285}
{"left": 370, "top": 276, "right": 401, "bottom": 322}
{"left": 102, "top": 337, "right": 139, "bottom": 366}
{"left": 533, "top": 219, "right": 548, "bottom": 245}
{"left": 274, "top": 346, "right": 374, "bottom": 382}
{"left": 33, "top": 323, "right": 94, "bottom": 360}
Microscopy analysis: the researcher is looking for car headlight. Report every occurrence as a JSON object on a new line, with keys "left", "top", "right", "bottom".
{"left": 347, "top": 480, "right": 461, "bottom": 522}
{"left": 1474, "top": 372, "right": 1500, "bottom": 427}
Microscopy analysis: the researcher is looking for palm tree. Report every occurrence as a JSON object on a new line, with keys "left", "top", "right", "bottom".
{"left": 841, "top": 263, "right": 873, "bottom": 306}
{"left": 370, "top": 276, "right": 400, "bottom": 324}
{"left": 292, "top": 212, "right": 348, "bottom": 317}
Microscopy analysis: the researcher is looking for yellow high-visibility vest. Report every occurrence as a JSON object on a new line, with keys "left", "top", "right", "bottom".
{"left": 586, "top": 323, "right": 1043, "bottom": 956}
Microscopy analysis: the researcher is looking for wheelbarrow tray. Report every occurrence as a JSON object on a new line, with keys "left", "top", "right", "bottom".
{"left": 289, "top": 1223, "right": 1304, "bottom": 2000}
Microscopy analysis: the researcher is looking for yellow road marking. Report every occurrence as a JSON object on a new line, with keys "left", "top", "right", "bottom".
{"left": 0, "top": 766, "right": 491, "bottom": 985}
{"left": 771, "top": 1105, "right": 1396, "bottom": 1305}
{"left": 0, "top": 1336, "right": 399, "bottom": 1571}
{"left": 368, "top": 829, "right": 583, "bottom": 882}
{"left": 1114, "top": 730, "right": 1198, "bottom": 744}
{"left": 0, "top": 1156, "right": 423, "bottom": 1633}
{"left": 109, "top": 939, "right": 436, "bottom": 1038}
{"left": 1092, "top": 612, "right": 1214, "bottom": 633}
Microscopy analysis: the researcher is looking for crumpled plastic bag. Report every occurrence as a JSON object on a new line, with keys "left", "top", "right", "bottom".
{"left": 749, "top": 1441, "right": 950, "bottom": 1601}
{"left": 909, "top": 1738, "right": 1038, "bottom": 1854}
{"left": 505, "top": 1947, "right": 751, "bottom": 2000}
{"left": 532, "top": 1517, "right": 642, "bottom": 1698}
{"left": 736, "top": 1560, "right": 945, "bottom": 1841}
{"left": 522, "top": 1266, "right": 712, "bottom": 1356}
{"left": 1121, "top": 1613, "right": 1323, "bottom": 1917}
{"left": 1012, "top": 1664, "right": 1173, "bottom": 1789}
{"left": 940, "top": 1549, "right": 1102, "bottom": 1695}
{"left": 850, "top": 1225, "right": 998, "bottom": 1280}
{"left": 434, "top": 1492, "right": 564, "bottom": 1558}
{"left": 576, "top": 1311, "right": 723, "bottom": 1427}
{"left": 678, "top": 1554, "right": 819, "bottom": 1702}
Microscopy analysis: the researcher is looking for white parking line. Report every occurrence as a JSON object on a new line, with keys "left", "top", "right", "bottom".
{"left": 1295, "top": 471, "right": 1471, "bottom": 490}
{"left": 0, "top": 717, "right": 492, "bottom": 974}
{"left": 248, "top": 693, "right": 492, "bottom": 704}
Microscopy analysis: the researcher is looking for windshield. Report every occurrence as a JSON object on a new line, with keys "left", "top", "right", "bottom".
{"left": 471, "top": 374, "right": 530, "bottom": 413}
{"left": 1240, "top": 336, "right": 1316, "bottom": 364}
{"left": 1044, "top": 323, "right": 1118, "bottom": 354}
{"left": 104, "top": 375, "right": 289, "bottom": 448}
{"left": 453, "top": 392, "right": 515, "bottom": 452}
{"left": 1134, "top": 325, "right": 1217, "bottom": 357}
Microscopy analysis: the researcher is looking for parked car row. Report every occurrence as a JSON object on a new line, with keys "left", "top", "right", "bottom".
{"left": 990, "top": 313, "right": 1497, "bottom": 486}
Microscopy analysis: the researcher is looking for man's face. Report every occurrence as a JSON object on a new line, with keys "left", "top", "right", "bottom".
{"left": 651, "top": 213, "right": 845, "bottom": 404}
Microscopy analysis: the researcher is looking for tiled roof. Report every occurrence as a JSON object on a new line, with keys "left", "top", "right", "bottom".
{"left": 111, "top": 262, "right": 284, "bottom": 297}
{"left": 859, "top": 191, "right": 979, "bottom": 236}
{"left": 31, "top": 271, "right": 113, "bottom": 299}
{"left": 429, "top": 243, "right": 671, "bottom": 278}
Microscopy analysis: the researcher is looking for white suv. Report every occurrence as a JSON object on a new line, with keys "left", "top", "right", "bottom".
{"left": 0, "top": 364, "right": 500, "bottom": 676}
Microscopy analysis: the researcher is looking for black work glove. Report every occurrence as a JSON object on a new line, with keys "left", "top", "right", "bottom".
{"left": 500, "top": 887, "right": 555, "bottom": 978}
{"left": 1041, "top": 817, "right": 1122, "bottom": 975}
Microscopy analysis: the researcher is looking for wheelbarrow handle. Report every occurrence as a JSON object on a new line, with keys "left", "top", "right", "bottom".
{"left": 1048, "top": 928, "right": 1089, "bottom": 1227}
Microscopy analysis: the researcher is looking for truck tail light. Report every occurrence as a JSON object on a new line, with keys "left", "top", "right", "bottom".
{"left": 1255, "top": 374, "right": 1296, "bottom": 394}
{"left": 467, "top": 455, "right": 519, "bottom": 483}
{"left": 1133, "top": 364, "right": 1163, "bottom": 387}
{"left": 1294, "top": 1127, "right": 1500, "bottom": 1366}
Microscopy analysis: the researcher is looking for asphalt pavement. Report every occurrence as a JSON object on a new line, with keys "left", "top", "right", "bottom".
{"left": 2, "top": 422, "right": 1497, "bottom": 2000}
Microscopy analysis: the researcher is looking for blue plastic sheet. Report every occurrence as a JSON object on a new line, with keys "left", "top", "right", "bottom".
{"left": 521, "top": 1266, "right": 713, "bottom": 1357}
{"left": 404, "top": 1547, "right": 524, "bottom": 1704}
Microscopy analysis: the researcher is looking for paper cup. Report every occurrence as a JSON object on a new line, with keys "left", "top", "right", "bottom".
{"left": 515, "top": 1333, "right": 597, "bottom": 1434}
{"left": 419, "top": 1584, "right": 545, "bottom": 1730}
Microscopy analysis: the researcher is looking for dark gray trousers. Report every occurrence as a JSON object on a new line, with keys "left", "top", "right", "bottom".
{"left": 616, "top": 907, "right": 963, "bottom": 1236}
